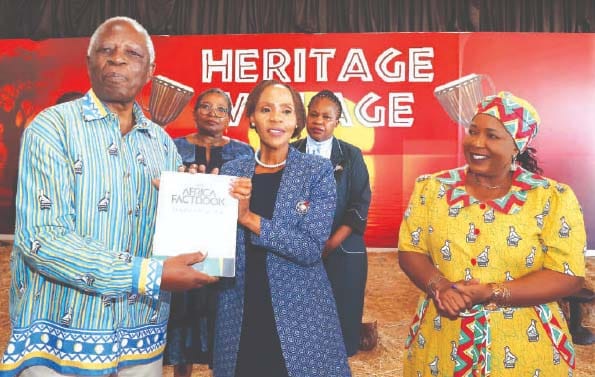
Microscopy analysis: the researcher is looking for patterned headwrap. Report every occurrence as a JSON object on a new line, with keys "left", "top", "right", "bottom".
{"left": 474, "top": 91, "right": 540, "bottom": 153}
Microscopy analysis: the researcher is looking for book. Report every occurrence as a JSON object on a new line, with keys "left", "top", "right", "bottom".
{"left": 152, "top": 171, "right": 238, "bottom": 277}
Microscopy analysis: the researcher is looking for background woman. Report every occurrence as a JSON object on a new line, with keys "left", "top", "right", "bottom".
{"left": 164, "top": 88, "right": 252, "bottom": 376}
{"left": 215, "top": 80, "right": 351, "bottom": 377}
{"left": 398, "top": 92, "right": 586, "bottom": 376}
{"left": 292, "top": 89, "right": 371, "bottom": 356}
{"left": 173, "top": 88, "right": 253, "bottom": 173}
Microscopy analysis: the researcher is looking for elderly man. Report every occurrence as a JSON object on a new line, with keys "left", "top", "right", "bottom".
{"left": 0, "top": 17, "right": 216, "bottom": 377}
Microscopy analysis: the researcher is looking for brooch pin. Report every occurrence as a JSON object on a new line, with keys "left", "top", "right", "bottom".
{"left": 296, "top": 200, "right": 310, "bottom": 215}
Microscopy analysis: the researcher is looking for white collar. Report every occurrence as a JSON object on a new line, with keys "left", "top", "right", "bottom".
{"left": 306, "top": 136, "right": 333, "bottom": 159}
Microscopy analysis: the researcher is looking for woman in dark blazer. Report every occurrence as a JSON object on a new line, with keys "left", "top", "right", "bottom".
{"left": 215, "top": 81, "right": 351, "bottom": 377}
{"left": 292, "top": 89, "right": 372, "bottom": 356}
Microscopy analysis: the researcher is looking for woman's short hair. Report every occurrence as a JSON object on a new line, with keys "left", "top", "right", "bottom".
{"left": 193, "top": 88, "right": 232, "bottom": 115}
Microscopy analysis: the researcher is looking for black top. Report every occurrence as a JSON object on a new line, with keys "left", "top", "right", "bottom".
{"left": 191, "top": 145, "right": 223, "bottom": 172}
{"left": 235, "top": 169, "right": 288, "bottom": 377}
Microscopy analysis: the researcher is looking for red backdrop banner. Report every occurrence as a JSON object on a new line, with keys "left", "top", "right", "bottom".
{"left": 0, "top": 33, "right": 593, "bottom": 249}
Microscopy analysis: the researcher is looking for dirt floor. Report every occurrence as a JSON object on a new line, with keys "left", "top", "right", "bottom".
{"left": 0, "top": 242, "right": 592, "bottom": 376}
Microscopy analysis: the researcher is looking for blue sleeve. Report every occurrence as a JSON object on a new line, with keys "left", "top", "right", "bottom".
{"left": 14, "top": 122, "right": 149, "bottom": 297}
{"left": 250, "top": 160, "right": 337, "bottom": 266}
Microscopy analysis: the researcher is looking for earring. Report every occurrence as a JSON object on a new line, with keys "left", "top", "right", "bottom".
{"left": 510, "top": 155, "right": 518, "bottom": 171}
{"left": 249, "top": 122, "right": 255, "bottom": 129}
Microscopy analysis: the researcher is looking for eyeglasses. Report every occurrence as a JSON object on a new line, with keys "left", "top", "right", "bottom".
{"left": 197, "top": 103, "right": 229, "bottom": 118}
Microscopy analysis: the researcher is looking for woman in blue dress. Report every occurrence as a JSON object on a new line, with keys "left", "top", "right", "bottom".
{"left": 164, "top": 88, "right": 252, "bottom": 377}
{"left": 217, "top": 80, "right": 351, "bottom": 377}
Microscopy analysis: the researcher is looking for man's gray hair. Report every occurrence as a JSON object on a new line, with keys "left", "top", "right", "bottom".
{"left": 87, "top": 16, "right": 155, "bottom": 64}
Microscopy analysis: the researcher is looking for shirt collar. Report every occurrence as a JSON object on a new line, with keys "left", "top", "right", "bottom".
{"left": 435, "top": 166, "right": 550, "bottom": 214}
{"left": 81, "top": 89, "right": 152, "bottom": 131}
{"left": 306, "top": 135, "right": 333, "bottom": 159}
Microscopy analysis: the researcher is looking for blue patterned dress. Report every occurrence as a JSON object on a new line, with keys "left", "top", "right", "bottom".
{"left": 214, "top": 147, "right": 351, "bottom": 377}
{"left": 292, "top": 137, "right": 372, "bottom": 356}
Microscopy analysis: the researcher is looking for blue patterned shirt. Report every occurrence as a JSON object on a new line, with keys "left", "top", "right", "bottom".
{"left": 0, "top": 90, "right": 181, "bottom": 376}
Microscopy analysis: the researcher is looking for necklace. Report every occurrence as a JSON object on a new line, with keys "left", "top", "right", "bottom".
{"left": 470, "top": 171, "right": 509, "bottom": 190}
{"left": 254, "top": 150, "right": 286, "bottom": 168}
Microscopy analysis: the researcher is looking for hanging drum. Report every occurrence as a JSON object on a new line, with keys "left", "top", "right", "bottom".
{"left": 148, "top": 75, "right": 194, "bottom": 127}
{"left": 433, "top": 73, "right": 495, "bottom": 128}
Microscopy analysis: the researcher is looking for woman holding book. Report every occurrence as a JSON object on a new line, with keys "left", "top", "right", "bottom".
{"left": 215, "top": 80, "right": 351, "bottom": 377}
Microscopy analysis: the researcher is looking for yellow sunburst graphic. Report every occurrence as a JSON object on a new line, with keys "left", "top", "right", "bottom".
{"left": 327, "top": 96, "right": 375, "bottom": 154}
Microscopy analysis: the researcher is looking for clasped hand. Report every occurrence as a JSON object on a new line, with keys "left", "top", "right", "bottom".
{"left": 433, "top": 279, "right": 492, "bottom": 319}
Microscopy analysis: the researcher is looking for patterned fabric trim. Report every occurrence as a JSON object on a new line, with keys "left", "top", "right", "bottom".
{"left": 405, "top": 298, "right": 429, "bottom": 349}
{"left": 0, "top": 320, "right": 166, "bottom": 376}
{"left": 443, "top": 303, "right": 575, "bottom": 376}
{"left": 132, "top": 258, "right": 143, "bottom": 295}
{"left": 454, "top": 309, "right": 491, "bottom": 377}
{"left": 132, "top": 258, "right": 163, "bottom": 300}
{"left": 436, "top": 166, "right": 550, "bottom": 214}
{"left": 144, "top": 259, "right": 163, "bottom": 301}
{"left": 82, "top": 89, "right": 151, "bottom": 130}
{"left": 83, "top": 90, "right": 108, "bottom": 120}
{"left": 534, "top": 304, "right": 575, "bottom": 369}
{"left": 475, "top": 92, "right": 540, "bottom": 153}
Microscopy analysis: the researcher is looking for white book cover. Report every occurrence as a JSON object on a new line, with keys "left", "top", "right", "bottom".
{"left": 152, "top": 171, "right": 238, "bottom": 277}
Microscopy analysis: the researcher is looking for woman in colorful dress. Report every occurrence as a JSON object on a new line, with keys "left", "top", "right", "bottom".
{"left": 215, "top": 80, "right": 351, "bottom": 377}
{"left": 398, "top": 92, "right": 586, "bottom": 376}
{"left": 164, "top": 88, "right": 252, "bottom": 376}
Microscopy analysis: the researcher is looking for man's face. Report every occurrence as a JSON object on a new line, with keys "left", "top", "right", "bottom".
{"left": 87, "top": 20, "right": 154, "bottom": 105}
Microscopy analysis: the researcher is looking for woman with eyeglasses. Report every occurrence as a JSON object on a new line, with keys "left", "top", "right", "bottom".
{"left": 164, "top": 88, "right": 253, "bottom": 377}
{"left": 174, "top": 88, "right": 253, "bottom": 174}
{"left": 292, "top": 89, "right": 372, "bottom": 356}
{"left": 214, "top": 80, "right": 351, "bottom": 376}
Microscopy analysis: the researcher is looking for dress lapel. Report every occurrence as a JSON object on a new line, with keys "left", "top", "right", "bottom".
{"left": 275, "top": 148, "right": 306, "bottom": 216}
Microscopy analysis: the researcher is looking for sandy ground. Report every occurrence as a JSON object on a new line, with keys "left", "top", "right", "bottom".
{"left": 0, "top": 243, "right": 592, "bottom": 376}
